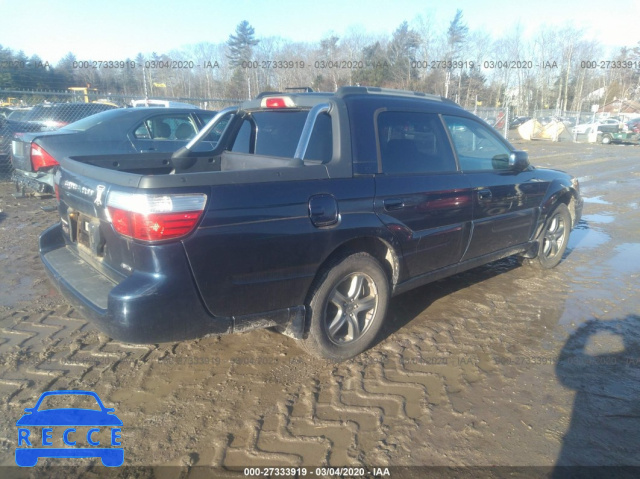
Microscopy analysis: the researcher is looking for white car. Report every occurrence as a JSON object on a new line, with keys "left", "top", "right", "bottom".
{"left": 572, "top": 118, "right": 623, "bottom": 134}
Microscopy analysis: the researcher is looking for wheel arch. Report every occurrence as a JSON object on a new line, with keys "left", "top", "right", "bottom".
{"left": 540, "top": 183, "right": 579, "bottom": 231}
{"left": 300, "top": 237, "right": 397, "bottom": 357}
{"left": 313, "top": 236, "right": 400, "bottom": 292}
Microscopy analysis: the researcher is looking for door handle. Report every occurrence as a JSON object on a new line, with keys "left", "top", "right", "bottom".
{"left": 477, "top": 189, "right": 492, "bottom": 201}
{"left": 384, "top": 199, "right": 405, "bottom": 211}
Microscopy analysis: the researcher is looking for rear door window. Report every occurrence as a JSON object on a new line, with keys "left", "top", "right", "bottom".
{"left": 377, "top": 111, "right": 457, "bottom": 174}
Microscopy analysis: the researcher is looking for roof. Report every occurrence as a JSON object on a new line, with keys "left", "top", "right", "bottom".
{"left": 243, "top": 86, "right": 458, "bottom": 110}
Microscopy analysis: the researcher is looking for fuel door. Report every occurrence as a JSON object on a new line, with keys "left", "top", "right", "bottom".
{"left": 308, "top": 194, "right": 338, "bottom": 227}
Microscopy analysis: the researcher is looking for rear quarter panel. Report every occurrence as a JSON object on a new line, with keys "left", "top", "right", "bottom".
{"left": 183, "top": 177, "right": 380, "bottom": 317}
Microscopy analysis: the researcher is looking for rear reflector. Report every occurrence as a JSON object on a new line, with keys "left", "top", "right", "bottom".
{"left": 261, "top": 96, "right": 296, "bottom": 109}
{"left": 31, "top": 144, "right": 59, "bottom": 171}
{"left": 107, "top": 192, "right": 207, "bottom": 241}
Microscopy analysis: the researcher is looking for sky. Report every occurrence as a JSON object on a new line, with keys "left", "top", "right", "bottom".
{"left": 0, "top": 0, "right": 638, "bottom": 64}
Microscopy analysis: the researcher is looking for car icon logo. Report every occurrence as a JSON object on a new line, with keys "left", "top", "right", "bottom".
{"left": 15, "top": 390, "right": 123, "bottom": 467}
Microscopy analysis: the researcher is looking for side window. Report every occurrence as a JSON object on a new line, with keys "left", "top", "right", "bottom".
{"left": 304, "top": 113, "right": 333, "bottom": 163}
{"left": 442, "top": 115, "right": 511, "bottom": 171}
{"left": 133, "top": 115, "right": 197, "bottom": 140}
{"left": 230, "top": 118, "right": 253, "bottom": 153}
{"left": 377, "top": 111, "right": 456, "bottom": 174}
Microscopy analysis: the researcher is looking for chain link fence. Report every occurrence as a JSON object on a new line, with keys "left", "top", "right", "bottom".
{"left": 0, "top": 89, "right": 240, "bottom": 181}
{"left": 505, "top": 109, "right": 638, "bottom": 143}
{"left": 467, "top": 107, "right": 510, "bottom": 138}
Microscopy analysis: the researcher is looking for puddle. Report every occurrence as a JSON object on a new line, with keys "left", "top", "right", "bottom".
{"left": 607, "top": 243, "right": 640, "bottom": 275}
{"left": 568, "top": 220, "right": 610, "bottom": 250}
{"left": 559, "top": 242, "right": 640, "bottom": 331}
{"left": 581, "top": 213, "right": 614, "bottom": 224}
{"left": 0, "top": 275, "right": 36, "bottom": 307}
{"left": 582, "top": 196, "right": 611, "bottom": 205}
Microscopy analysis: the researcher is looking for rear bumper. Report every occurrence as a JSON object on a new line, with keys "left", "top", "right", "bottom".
{"left": 39, "top": 223, "right": 305, "bottom": 343}
{"left": 12, "top": 169, "right": 54, "bottom": 194}
{"left": 39, "top": 223, "right": 233, "bottom": 343}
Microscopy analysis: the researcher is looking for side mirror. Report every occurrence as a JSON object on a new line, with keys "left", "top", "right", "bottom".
{"left": 509, "top": 150, "right": 529, "bottom": 171}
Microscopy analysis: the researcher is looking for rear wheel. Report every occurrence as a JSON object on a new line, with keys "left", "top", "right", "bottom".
{"left": 302, "top": 253, "right": 389, "bottom": 361}
{"left": 601, "top": 134, "right": 612, "bottom": 144}
{"left": 530, "top": 203, "right": 571, "bottom": 269}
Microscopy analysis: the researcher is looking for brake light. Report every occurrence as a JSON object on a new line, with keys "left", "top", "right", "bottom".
{"left": 107, "top": 192, "right": 207, "bottom": 242}
{"left": 261, "top": 96, "right": 295, "bottom": 109}
{"left": 30, "top": 144, "right": 59, "bottom": 171}
{"left": 43, "top": 120, "right": 68, "bottom": 129}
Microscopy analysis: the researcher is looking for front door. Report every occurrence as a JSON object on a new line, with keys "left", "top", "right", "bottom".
{"left": 442, "top": 115, "right": 547, "bottom": 260}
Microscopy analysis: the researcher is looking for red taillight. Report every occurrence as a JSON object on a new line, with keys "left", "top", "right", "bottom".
{"left": 107, "top": 192, "right": 207, "bottom": 242}
{"left": 108, "top": 208, "right": 203, "bottom": 241}
{"left": 43, "top": 121, "right": 68, "bottom": 129}
{"left": 30, "top": 144, "right": 59, "bottom": 171}
{"left": 54, "top": 184, "right": 60, "bottom": 202}
{"left": 261, "top": 96, "right": 295, "bottom": 108}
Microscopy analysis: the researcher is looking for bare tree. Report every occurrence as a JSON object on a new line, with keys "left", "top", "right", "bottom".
{"left": 444, "top": 9, "right": 468, "bottom": 98}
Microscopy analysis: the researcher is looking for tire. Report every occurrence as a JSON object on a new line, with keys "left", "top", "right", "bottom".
{"left": 530, "top": 203, "right": 571, "bottom": 269}
{"left": 302, "top": 252, "right": 390, "bottom": 361}
{"left": 601, "top": 134, "right": 612, "bottom": 145}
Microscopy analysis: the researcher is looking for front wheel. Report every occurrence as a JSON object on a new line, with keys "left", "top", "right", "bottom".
{"left": 601, "top": 134, "right": 612, "bottom": 145}
{"left": 302, "top": 253, "right": 390, "bottom": 361}
{"left": 531, "top": 203, "right": 571, "bottom": 269}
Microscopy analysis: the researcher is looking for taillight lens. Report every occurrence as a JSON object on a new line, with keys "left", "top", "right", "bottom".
{"left": 43, "top": 120, "right": 68, "bottom": 129}
{"left": 107, "top": 192, "right": 207, "bottom": 242}
{"left": 31, "top": 144, "right": 59, "bottom": 171}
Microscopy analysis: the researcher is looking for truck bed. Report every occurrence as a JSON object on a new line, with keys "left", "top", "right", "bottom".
{"left": 62, "top": 150, "right": 332, "bottom": 189}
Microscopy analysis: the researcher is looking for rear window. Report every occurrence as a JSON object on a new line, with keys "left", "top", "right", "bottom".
{"left": 61, "top": 108, "right": 124, "bottom": 131}
{"left": 195, "top": 111, "right": 228, "bottom": 142}
{"left": 230, "top": 110, "right": 332, "bottom": 160}
{"left": 231, "top": 111, "right": 308, "bottom": 157}
{"left": 24, "top": 104, "right": 116, "bottom": 125}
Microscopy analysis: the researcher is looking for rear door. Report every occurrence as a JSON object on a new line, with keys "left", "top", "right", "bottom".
{"left": 442, "top": 115, "right": 547, "bottom": 260}
{"left": 373, "top": 110, "right": 473, "bottom": 277}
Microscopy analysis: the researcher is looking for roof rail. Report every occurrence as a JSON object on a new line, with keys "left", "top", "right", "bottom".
{"left": 284, "top": 87, "right": 314, "bottom": 93}
{"left": 335, "top": 86, "right": 457, "bottom": 105}
{"left": 255, "top": 87, "right": 315, "bottom": 99}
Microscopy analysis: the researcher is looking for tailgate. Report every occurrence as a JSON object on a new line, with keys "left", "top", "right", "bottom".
{"left": 56, "top": 168, "right": 134, "bottom": 280}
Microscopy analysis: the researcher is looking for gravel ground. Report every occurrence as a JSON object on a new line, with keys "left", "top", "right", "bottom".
{"left": 0, "top": 140, "right": 639, "bottom": 477}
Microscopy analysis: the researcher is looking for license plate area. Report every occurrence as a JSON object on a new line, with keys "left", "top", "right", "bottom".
{"left": 69, "top": 211, "right": 104, "bottom": 257}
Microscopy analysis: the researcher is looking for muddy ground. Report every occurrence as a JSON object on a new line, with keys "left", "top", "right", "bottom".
{"left": 0, "top": 140, "right": 639, "bottom": 477}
